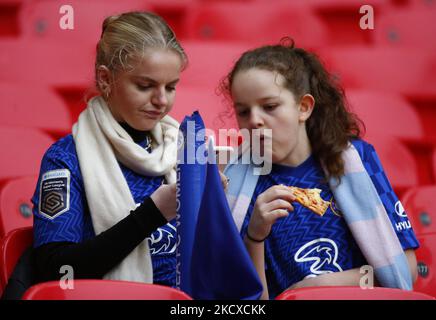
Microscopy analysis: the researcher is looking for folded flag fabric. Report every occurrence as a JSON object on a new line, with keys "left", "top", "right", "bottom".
{"left": 176, "top": 111, "right": 263, "bottom": 299}
{"left": 176, "top": 111, "right": 207, "bottom": 295}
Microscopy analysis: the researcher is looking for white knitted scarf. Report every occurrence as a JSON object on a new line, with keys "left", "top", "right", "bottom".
{"left": 72, "top": 96, "right": 179, "bottom": 282}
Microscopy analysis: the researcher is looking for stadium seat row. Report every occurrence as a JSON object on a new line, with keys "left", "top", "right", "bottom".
{"left": 1, "top": 227, "right": 435, "bottom": 299}
{"left": 1, "top": 40, "right": 436, "bottom": 136}
{"left": 2, "top": 0, "right": 436, "bottom": 49}
{"left": 2, "top": 39, "right": 435, "bottom": 92}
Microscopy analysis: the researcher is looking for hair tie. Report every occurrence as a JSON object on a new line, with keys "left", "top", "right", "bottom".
{"left": 246, "top": 229, "right": 270, "bottom": 243}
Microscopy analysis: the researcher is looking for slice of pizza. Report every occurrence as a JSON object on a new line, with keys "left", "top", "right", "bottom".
{"left": 287, "top": 186, "right": 331, "bottom": 216}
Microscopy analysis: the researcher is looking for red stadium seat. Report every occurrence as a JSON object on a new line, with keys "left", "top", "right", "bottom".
{"left": 408, "top": 0, "right": 436, "bottom": 10}
{"left": 253, "top": 0, "right": 388, "bottom": 45}
{"left": 363, "top": 135, "right": 418, "bottom": 190}
{"left": 346, "top": 90, "right": 424, "bottom": 140}
{"left": 0, "top": 176, "right": 36, "bottom": 238}
{"left": 345, "top": 90, "right": 434, "bottom": 185}
{"left": 319, "top": 47, "right": 436, "bottom": 98}
{"left": 301, "top": 0, "right": 386, "bottom": 8}
{"left": 180, "top": 41, "right": 248, "bottom": 89}
{"left": 373, "top": 9, "right": 436, "bottom": 51}
{"left": 0, "top": 126, "right": 54, "bottom": 181}
{"left": 402, "top": 186, "right": 436, "bottom": 236}
{"left": 433, "top": 149, "right": 436, "bottom": 181}
{"left": 0, "top": 39, "right": 94, "bottom": 89}
{"left": 0, "top": 39, "right": 93, "bottom": 123}
{"left": 403, "top": 139, "right": 436, "bottom": 186}
{"left": 144, "top": 0, "right": 197, "bottom": 38}
{"left": 0, "top": 83, "right": 72, "bottom": 135}
{"left": 22, "top": 280, "right": 193, "bottom": 300}
{"left": 184, "top": 3, "right": 329, "bottom": 48}
{"left": 415, "top": 234, "right": 436, "bottom": 298}
{"left": 171, "top": 84, "right": 238, "bottom": 135}
{"left": 0, "top": 0, "right": 26, "bottom": 3}
{"left": 304, "top": 0, "right": 386, "bottom": 45}
{"left": 275, "top": 286, "right": 435, "bottom": 300}
{"left": 0, "top": 227, "right": 33, "bottom": 296}
{"left": 19, "top": 0, "right": 150, "bottom": 44}
{"left": 0, "top": 0, "right": 20, "bottom": 37}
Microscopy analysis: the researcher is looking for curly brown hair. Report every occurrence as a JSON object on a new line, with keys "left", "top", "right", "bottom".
{"left": 219, "top": 38, "right": 365, "bottom": 179}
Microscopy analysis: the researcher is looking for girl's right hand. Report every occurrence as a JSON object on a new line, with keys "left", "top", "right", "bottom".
{"left": 247, "top": 185, "right": 295, "bottom": 241}
{"left": 150, "top": 183, "right": 177, "bottom": 221}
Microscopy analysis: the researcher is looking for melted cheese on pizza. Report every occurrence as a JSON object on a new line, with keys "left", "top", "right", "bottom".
{"left": 287, "top": 186, "right": 331, "bottom": 216}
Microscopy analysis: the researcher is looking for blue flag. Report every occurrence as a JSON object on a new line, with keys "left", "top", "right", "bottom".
{"left": 176, "top": 111, "right": 263, "bottom": 300}
{"left": 176, "top": 111, "right": 207, "bottom": 295}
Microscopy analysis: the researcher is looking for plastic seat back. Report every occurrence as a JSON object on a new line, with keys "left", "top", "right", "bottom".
{"left": 402, "top": 186, "right": 436, "bottom": 236}
{"left": 19, "top": 0, "right": 150, "bottom": 44}
{"left": 373, "top": 9, "right": 436, "bottom": 51}
{"left": 0, "top": 83, "right": 71, "bottom": 135}
{"left": 180, "top": 41, "right": 251, "bottom": 89}
{"left": 0, "top": 227, "right": 33, "bottom": 295}
{"left": 415, "top": 234, "right": 436, "bottom": 298}
{"left": 346, "top": 90, "right": 423, "bottom": 140}
{"left": 0, "top": 126, "right": 54, "bottom": 181}
{"left": 185, "top": 3, "right": 328, "bottom": 48}
{"left": 275, "top": 286, "right": 435, "bottom": 300}
{"left": 171, "top": 84, "right": 238, "bottom": 134}
{"left": 0, "top": 176, "right": 37, "bottom": 238}
{"left": 433, "top": 149, "right": 436, "bottom": 183}
{"left": 320, "top": 47, "right": 436, "bottom": 97}
{"left": 22, "top": 279, "right": 193, "bottom": 300}
{"left": 0, "top": 39, "right": 94, "bottom": 89}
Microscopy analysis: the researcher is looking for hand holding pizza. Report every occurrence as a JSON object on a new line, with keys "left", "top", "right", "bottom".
{"left": 247, "top": 185, "right": 296, "bottom": 242}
